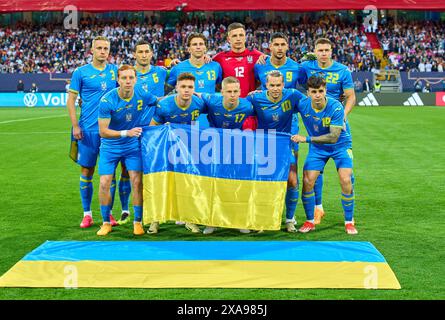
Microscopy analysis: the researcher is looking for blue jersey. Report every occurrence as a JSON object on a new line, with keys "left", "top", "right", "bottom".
{"left": 153, "top": 95, "right": 205, "bottom": 125}
{"left": 167, "top": 60, "right": 223, "bottom": 93}
{"left": 69, "top": 63, "right": 118, "bottom": 131}
{"left": 201, "top": 93, "right": 254, "bottom": 129}
{"left": 298, "top": 60, "right": 354, "bottom": 101}
{"left": 254, "top": 57, "right": 300, "bottom": 90}
{"left": 296, "top": 96, "right": 352, "bottom": 150}
{"left": 136, "top": 66, "right": 168, "bottom": 97}
{"left": 98, "top": 86, "right": 158, "bottom": 151}
{"left": 247, "top": 88, "right": 305, "bottom": 133}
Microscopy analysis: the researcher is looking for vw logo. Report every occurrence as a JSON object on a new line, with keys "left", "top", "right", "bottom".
{"left": 23, "top": 93, "right": 38, "bottom": 107}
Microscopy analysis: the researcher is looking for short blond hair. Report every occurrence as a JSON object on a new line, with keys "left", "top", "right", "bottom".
{"left": 92, "top": 36, "right": 110, "bottom": 48}
{"left": 222, "top": 76, "right": 240, "bottom": 89}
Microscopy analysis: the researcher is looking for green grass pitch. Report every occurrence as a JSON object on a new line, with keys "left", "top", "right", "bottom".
{"left": 0, "top": 106, "right": 444, "bottom": 300}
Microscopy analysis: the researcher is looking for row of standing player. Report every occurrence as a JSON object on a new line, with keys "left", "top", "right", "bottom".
{"left": 67, "top": 22, "right": 357, "bottom": 236}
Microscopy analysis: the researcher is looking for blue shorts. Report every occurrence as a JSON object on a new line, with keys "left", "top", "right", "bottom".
{"left": 303, "top": 145, "right": 353, "bottom": 172}
{"left": 72, "top": 130, "right": 101, "bottom": 168}
{"left": 99, "top": 147, "right": 142, "bottom": 175}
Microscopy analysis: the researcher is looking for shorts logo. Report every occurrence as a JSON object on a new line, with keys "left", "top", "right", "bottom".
{"left": 23, "top": 93, "right": 38, "bottom": 107}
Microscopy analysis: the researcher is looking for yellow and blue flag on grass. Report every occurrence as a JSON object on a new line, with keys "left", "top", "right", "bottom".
{"left": 141, "top": 124, "right": 291, "bottom": 230}
{"left": 0, "top": 241, "right": 401, "bottom": 289}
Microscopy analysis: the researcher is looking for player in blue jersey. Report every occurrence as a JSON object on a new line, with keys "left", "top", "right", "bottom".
{"left": 291, "top": 76, "right": 357, "bottom": 235}
{"left": 194, "top": 77, "right": 254, "bottom": 234}
{"left": 254, "top": 33, "right": 302, "bottom": 232}
{"left": 67, "top": 36, "right": 120, "bottom": 229}
{"left": 254, "top": 33, "right": 300, "bottom": 90}
{"left": 198, "top": 77, "right": 254, "bottom": 130}
{"left": 134, "top": 40, "right": 168, "bottom": 98}
{"left": 298, "top": 37, "right": 357, "bottom": 225}
{"left": 96, "top": 65, "right": 158, "bottom": 236}
{"left": 148, "top": 73, "right": 205, "bottom": 234}
{"left": 247, "top": 70, "right": 305, "bottom": 233}
{"left": 167, "top": 33, "right": 222, "bottom": 94}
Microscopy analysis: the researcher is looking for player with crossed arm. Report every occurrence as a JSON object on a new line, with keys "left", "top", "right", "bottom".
{"left": 96, "top": 65, "right": 158, "bottom": 236}
{"left": 194, "top": 76, "right": 255, "bottom": 234}
{"left": 67, "top": 36, "right": 120, "bottom": 229}
{"left": 147, "top": 73, "right": 206, "bottom": 235}
{"left": 291, "top": 76, "right": 357, "bottom": 235}
{"left": 254, "top": 32, "right": 302, "bottom": 232}
{"left": 247, "top": 71, "right": 305, "bottom": 233}
{"left": 298, "top": 37, "right": 356, "bottom": 225}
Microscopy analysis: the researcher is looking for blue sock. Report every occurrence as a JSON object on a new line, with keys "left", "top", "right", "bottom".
{"left": 285, "top": 187, "right": 299, "bottom": 221}
{"left": 79, "top": 175, "right": 93, "bottom": 212}
{"left": 119, "top": 176, "right": 131, "bottom": 212}
{"left": 133, "top": 205, "right": 143, "bottom": 222}
{"left": 110, "top": 177, "right": 117, "bottom": 211}
{"left": 100, "top": 205, "right": 111, "bottom": 223}
{"left": 314, "top": 174, "right": 323, "bottom": 206}
{"left": 341, "top": 192, "right": 355, "bottom": 222}
{"left": 302, "top": 190, "right": 315, "bottom": 221}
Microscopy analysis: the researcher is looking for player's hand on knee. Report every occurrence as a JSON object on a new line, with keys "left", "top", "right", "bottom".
{"left": 73, "top": 125, "right": 83, "bottom": 140}
{"left": 128, "top": 127, "right": 143, "bottom": 137}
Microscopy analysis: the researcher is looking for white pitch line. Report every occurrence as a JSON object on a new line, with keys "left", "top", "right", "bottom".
{"left": 0, "top": 114, "right": 67, "bottom": 124}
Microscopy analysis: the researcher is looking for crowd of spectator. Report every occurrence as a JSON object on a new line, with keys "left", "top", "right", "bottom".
{"left": 0, "top": 15, "right": 444, "bottom": 74}
{"left": 378, "top": 20, "right": 445, "bottom": 72}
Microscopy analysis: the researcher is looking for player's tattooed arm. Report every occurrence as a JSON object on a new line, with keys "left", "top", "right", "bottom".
{"left": 291, "top": 126, "right": 341, "bottom": 144}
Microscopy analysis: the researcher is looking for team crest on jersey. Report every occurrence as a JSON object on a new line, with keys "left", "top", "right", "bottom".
{"left": 222, "top": 121, "right": 230, "bottom": 128}
{"left": 272, "top": 113, "right": 279, "bottom": 122}
{"left": 142, "top": 83, "right": 149, "bottom": 92}
{"left": 198, "top": 80, "right": 205, "bottom": 89}
{"left": 101, "top": 81, "right": 107, "bottom": 91}
{"left": 247, "top": 56, "right": 253, "bottom": 64}
{"left": 313, "top": 125, "right": 319, "bottom": 132}
{"left": 126, "top": 113, "right": 132, "bottom": 122}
